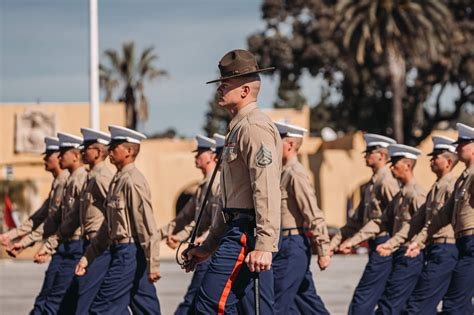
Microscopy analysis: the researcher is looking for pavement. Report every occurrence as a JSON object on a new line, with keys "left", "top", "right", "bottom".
{"left": 0, "top": 255, "right": 368, "bottom": 314}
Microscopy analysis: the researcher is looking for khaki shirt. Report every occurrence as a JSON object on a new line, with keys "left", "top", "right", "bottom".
{"left": 386, "top": 172, "right": 456, "bottom": 250}
{"left": 20, "top": 168, "right": 87, "bottom": 248}
{"left": 41, "top": 162, "right": 113, "bottom": 253}
{"left": 350, "top": 178, "right": 426, "bottom": 246}
{"left": 414, "top": 165, "right": 474, "bottom": 245}
{"left": 7, "top": 170, "right": 68, "bottom": 241}
{"left": 160, "top": 170, "right": 221, "bottom": 242}
{"left": 281, "top": 157, "right": 330, "bottom": 256}
{"left": 84, "top": 163, "right": 160, "bottom": 273}
{"left": 330, "top": 165, "right": 399, "bottom": 250}
{"left": 203, "top": 102, "right": 282, "bottom": 253}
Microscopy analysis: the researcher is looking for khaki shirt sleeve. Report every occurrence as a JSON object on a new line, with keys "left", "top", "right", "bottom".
{"left": 414, "top": 194, "right": 454, "bottom": 246}
{"left": 159, "top": 198, "right": 195, "bottom": 240}
{"left": 200, "top": 207, "right": 226, "bottom": 254}
{"left": 127, "top": 180, "right": 160, "bottom": 274}
{"left": 239, "top": 124, "right": 281, "bottom": 252}
{"left": 6, "top": 199, "right": 49, "bottom": 240}
{"left": 330, "top": 200, "right": 364, "bottom": 250}
{"left": 19, "top": 203, "right": 63, "bottom": 248}
{"left": 350, "top": 200, "right": 392, "bottom": 245}
{"left": 291, "top": 172, "right": 330, "bottom": 256}
{"left": 386, "top": 204, "right": 426, "bottom": 250}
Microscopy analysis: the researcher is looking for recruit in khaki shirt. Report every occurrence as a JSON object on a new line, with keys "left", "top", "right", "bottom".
{"left": 329, "top": 165, "right": 399, "bottom": 250}
{"left": 201, "top": 102, "right": 282, "bottom": 253}
{"left": 414, "top": 164, "right": 474, "bottom": 246}
{"left": 384, "top": 171, "right": 456, "bottom": 250}
{"left": 41, "top": 162, "right": 114, "bottom": 253}
{"left": 83, "top": 163, "right": 161, "bottom": 274}
{"left": 350, "top": 178, "right": 426, "bottom": 247}
{"left": 159, "top": 170, "right": 221, "bottom": 242}
{"left": 6, "top": 170, "right": 69, "bottom": 241}
{"left": 280, "top": 156, "right": 330, "bottom": 256}
{"left": 19, "top": 167, "right": 87, "bottom": 249}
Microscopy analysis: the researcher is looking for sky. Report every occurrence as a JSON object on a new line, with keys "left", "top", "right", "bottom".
{"left": 0, "top": 0, "right": 325, "bottom": 137}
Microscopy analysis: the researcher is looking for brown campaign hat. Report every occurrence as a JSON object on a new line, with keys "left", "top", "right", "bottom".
{"left": 206, "top": 49, "right": 274, "bottom": 84}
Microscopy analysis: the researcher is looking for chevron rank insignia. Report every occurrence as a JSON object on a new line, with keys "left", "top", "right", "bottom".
{"left": 256, "top": 144, "right": 272, "bottom": 167}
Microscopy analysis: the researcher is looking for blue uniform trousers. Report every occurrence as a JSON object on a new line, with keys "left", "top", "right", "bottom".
{"left": 348, "top": 235, "right": 392, "bottom": 315}
{"left": 175, "top": 259, "right": 211, "bottom": 315}
{"left": 375, "top": 247, "right": 425, "bottom": 314}
{"left": 89, "top": 243, "right": 160, "bottom": 315}
{"left": 403, "top": 243, "right": 458, "bottom": 315}
{"left": 195, "top": 218, "right": 274, "bottom": 314}
{"left": 30, "top": 240, "right": 84, "bottom": 315}
{"left": 273, "top": 234, "right": 328, "bottom": 315}
{"left": 439, "top": 235, "right": 474, "bottom": 315}
{"left": 58, "top": 241, "right": 112, "bottom": 315}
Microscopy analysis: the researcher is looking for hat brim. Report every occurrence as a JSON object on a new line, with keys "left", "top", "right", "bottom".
{"left": 452, "top": 138, "right": 473, "bottom": 145}
{"left": 206, "top": 67, "right": 275, "bottom": 84}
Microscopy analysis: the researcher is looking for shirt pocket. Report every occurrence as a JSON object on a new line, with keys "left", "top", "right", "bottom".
{"left": 224, "top": 144, "right": 238, "bottom": 163}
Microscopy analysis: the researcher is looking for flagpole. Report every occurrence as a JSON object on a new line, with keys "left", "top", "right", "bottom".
{"left": 89, "top": 0, "right": 100, "bottom": 129}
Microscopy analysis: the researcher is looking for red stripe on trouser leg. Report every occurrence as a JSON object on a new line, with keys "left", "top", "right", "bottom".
{"left": 217, "top": 233, "right": 247, "bottom": 315}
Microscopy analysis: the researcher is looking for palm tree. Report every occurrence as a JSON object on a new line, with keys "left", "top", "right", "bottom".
{"left": 334, "top": 0, "right": 454, "bottom": 142}
{"left": 100, "top": 42, "right": 167, "bottom": 129}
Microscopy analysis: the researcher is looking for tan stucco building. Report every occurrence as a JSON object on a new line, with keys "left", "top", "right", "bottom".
{"left": 0, "top": 103, "right": 463, "bottom": 259}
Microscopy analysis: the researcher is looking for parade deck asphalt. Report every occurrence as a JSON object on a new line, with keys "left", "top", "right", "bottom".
{"left": 0, "top": 255, "right": 367, "bottom": 315}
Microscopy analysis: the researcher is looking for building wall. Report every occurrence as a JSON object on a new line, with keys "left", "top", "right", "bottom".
{"left": 0, "top": 103, "right": 464, "bottom": 259}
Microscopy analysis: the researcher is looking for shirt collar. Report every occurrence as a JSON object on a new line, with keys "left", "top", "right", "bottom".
{"left": 372, "top": 164, "right": 391, "bottom": 183}
{"left": 228, "top": 102, "right": 257, "bottom": 133}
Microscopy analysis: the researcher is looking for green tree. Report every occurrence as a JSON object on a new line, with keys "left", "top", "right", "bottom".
{"left": 100, "top": 42, "right": 167, "bottom": 129}
{"left": 248, "top": 0, "right": 472, "bottom": 145}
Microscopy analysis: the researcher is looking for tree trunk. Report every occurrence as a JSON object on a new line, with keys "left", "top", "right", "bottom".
{"left": 124, "top": 84, "right": 136, "bottom": 129}
{"left": 387, "top": 43, "right": 406, "bottom": 143}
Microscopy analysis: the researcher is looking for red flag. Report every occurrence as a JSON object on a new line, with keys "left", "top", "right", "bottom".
{"left": 3, "top": 194, "right": 17, "bottom": 229}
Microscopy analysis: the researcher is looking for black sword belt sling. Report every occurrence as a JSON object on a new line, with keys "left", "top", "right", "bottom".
{"left": 176, "top": 150, "right": 223, "bottom": 268}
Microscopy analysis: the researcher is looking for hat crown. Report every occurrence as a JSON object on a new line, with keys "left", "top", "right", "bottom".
{"left": 364, "top": 133, "right": 396, "bottom": 148}
{"left": 218, "top": 49, "right": 259, "bottom": 77}
{"left": 431, "top": 135, "right": 456, "bottom": 152}
{"left": 274, "top": 121, "right": 306, "bottom": 138}
{"left": 388, "top": 143, "right": 421, "bottom": 160}
{"left": 80, "top": 128, "right": 111, "bottom": 144}
{"left": 58, "top": 132, "right": 83, "bottom": 148}
{"left": 108, "top": 125, "right": 146, "bottom": 144}
{"left": 213, "top": 133, "right": 226, "bottom": 148}
{"left": 195, "top": 135, "right": 216, "bottom": 151}
{"left": 456, "top": 123, "right": 474, "bottom": 140}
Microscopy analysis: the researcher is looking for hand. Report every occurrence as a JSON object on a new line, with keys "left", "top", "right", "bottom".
{"left": 75, "top": 257, "right": 88, "bottom": 276}
{"left": 33, "top": 250, "right": 49, "bottom": 264}
{"left": 0, "top": 233, "right": 11, "bottom": 247}
{"left": 405, "top": 242, "right": 421, "bottom": 258}
{"left": 148, "top": 272, "right": 161, "bottom": 283}
{"left": 166, "top": 235, "right": 181, "bottom": 249}
{"left": 184, "top": 246, "right": 212, "bottom": 272}
{"left": 244, "top": 250, "right": 272, "bottom": 273}
{"left": 318, "top": 255, "right": 331, "bottom": 270}
{"left": 6, "top": 242, "right": 24, "bottom": 258}
{"left": 376, "top": 243, "right": 392, "bottom": 257}
{"left": 339, "top": 240, "right": 353, "bottom": 255}
{"left": 195, "top": 236, "right": 205, "bottom": 246}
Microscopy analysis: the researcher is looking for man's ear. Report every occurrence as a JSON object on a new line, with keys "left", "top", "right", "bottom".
{"left": 241, "top": 85, "right": 250, "bottom": 98}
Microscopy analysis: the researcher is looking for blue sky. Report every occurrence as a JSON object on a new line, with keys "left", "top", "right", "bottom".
{"left": 0, "top": 0, "right": 325, "bottom": 137}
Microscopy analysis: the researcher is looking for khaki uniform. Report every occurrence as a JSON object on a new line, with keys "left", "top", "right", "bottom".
{"left": 350, "top": 179, "right": 426, "bottom": 246}
{"left": 201, "top": 102, "right": 282, "bottom": 253}
{"left": 280, "top": 157, "right": 330, "bottom": 256}
{"left": 160, "top": 170, "right": 221, "bottom": 242}
{"left": 41, "top": 162, "right": 114, "bottom": 253}
{"left": 414, "top": 165, "right": 474, "bottom": 245}
{"left": 84, "top": 163, "right": 160, "bottom": 273}
{"left": 330, "top": 165, "right": 399, "bottom": 250}
{"left": 385, "top": 172, "right": 456, "bottom": 250}
{"left": 19, "top": 167, "right": 87, "bottom": 248}
{"left": 6, "top": 170, "right": 69, "bottom": 241}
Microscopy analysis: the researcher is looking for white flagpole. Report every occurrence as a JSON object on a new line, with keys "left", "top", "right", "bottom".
{"left": 89, "top": 0, "right": 100, "bottom": 129}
